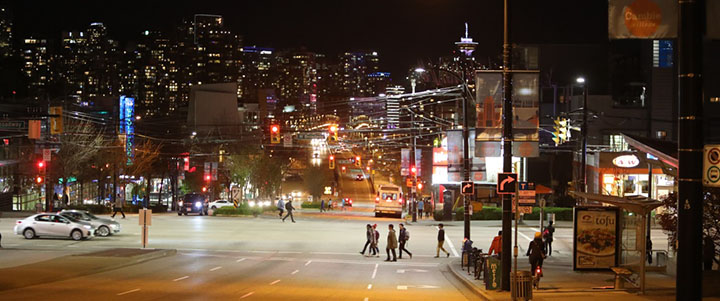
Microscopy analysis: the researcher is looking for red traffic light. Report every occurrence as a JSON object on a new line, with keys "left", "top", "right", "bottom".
{"left": 410, "top": 166, "right": 417, "bottom": 174}
{"left": 205, "top": 175, "right": 211, "bottom": 181}
{"left": 271, "top": 125, "right": 279, "bottom": 133}
{"left": 37, "top": 161, "right": 45, "bottom": 168}
{"left": 202, "top": 187, "right": 207, "bottom": 192}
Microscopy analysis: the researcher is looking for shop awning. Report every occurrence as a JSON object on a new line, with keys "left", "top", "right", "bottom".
{"left": 621, "top": 133, "right": 677, "bottom": 168}
{"left": 536, "top": 184, "right": 553, "bottom": 194}
{"left": 569, "top": 191, "right": 662, "bottom": 215}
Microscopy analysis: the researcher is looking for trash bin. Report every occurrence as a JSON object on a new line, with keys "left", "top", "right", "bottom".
{"left": 511, "top": 271, "right": 533, "bottom": 300}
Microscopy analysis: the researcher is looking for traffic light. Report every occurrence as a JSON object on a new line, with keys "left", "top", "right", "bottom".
{"left": 270, "top": 124, "right": 281, "bottom": 144}
{"left": 328, "top": 124, "right": 338, "bottom": 142}
{"left": 205, "top": 174, "right": 211, "bottom": 182}
{"left": 552, "top": 117, "right": 570, "bottom": 146}
{"left": 417, "top": 182, "right": 423, "bottom": 190}
{"left": 410, "top": 166, "right": 417, "bottom": 175}
{"left": 341, "top": 166, "right": 346, "bottom": 173}
{"left": 37, "top": 160, "right": 45, "bottom": 169}
{"left": 355, "top": 156, "right": 361, "bottom": 167}
{"left": 35, "top": 176, "right": 43, "bottom": 184}
{"left": 329, "top": 155, "right": 335, "bottom": 169}
{"left": 183, "top": 156, "right": 190, "bottom": 171}
{"left": 202, "top": 187, "right": 207, "bottom": 192}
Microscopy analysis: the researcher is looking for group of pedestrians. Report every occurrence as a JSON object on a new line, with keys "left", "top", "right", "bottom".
{"left": 359, "top": 223, "right": 451, "bottom": 261}
{"left": 485, "top": 221, "right": 555, "bottom": 276}
{"left": 319, "top": 198, "right": 345, "bottom": 212}
{"left": 276, "top": 198, "right": 296, "bottom": 223}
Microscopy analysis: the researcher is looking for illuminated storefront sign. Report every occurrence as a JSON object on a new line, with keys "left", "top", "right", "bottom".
{"left": 612, "top": 155, "right": 640, "bottom": 168}
{"left": 120, "top": 95, "right": 135, "bottom": 166}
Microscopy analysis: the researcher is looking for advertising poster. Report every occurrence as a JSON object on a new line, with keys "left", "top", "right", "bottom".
{"left": 475, "top": 72, "right": 503, "bottom": 141}
{"left": 512, "top": 72, "right": 539, "bottom": 142}
{"left": 574, "top": 207, "right": 620, "bottom": 270}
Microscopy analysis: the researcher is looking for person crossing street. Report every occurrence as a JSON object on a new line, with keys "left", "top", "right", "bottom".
{"left": 398, "top": 223, "right": 412, "bottom": 259}
{"left": 435, "top": 223, "right": 450, "bottom": 258}
{"left": 385, "top": 224, "right": 398, "bottom": 262}
{"left": 282, "top": 199, "right": 296, "bottom": 223}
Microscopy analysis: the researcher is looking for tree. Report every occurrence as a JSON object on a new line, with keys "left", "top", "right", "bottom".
{"left": 226, "top": 149, "right": 259, "bottom": 202}
{"left": 657, "top": 188, "right": 719, "bottom": 265}
{"left": 303, "top": 165, "right": 330, "bottom": 201}
{"left": 56, "top": 119, "right": 105, "bottom": 204}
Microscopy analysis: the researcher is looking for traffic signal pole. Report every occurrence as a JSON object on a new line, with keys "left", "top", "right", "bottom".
{"left": 676, "top": 0, "right": 704, "bottom": 299}
{"left": 501, "top": 0, "right": 513, "bottom": 291}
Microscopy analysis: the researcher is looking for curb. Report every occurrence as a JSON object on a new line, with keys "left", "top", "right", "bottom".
{"left": 446, "top": 262, "right": 495, "bottom": 301}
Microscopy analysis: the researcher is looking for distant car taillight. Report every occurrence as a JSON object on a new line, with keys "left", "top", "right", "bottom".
{"left": 375, "top": 197, "right": 379, "bottom": 203}
{"left": 398, "top": 198, "right": 403, "bottom": 204}
{"left": 16, "top": 220, "right": 22, "bottom": 224}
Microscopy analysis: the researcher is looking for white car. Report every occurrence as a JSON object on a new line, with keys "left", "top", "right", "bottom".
{"left": 208, "top": 199, "right": 235, "bottom": 210}
{"left": 14, "top": 213, "right": 94, "bottom": 241}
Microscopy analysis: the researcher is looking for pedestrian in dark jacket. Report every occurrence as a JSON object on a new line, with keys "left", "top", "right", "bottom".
{"left": 282, "top": 200, "right": 295, "bottom": 223}
{"left": 360, "top": 224, "right": 373, "bottom": 256}
{"left": 398, "top": 223, "right": 412, "bottom": 259}
{"left": 435, "top": 223, "right": 450, "bottom": 258}
{"left": 544, "top": 221, "right": 555, "bottom": 256}
{"left": 320, "top": 199, "right": 325, "bottom": 212}
{"left": 385, "top": 224, "right": 398, "bottom": 262}
{"left": 526, "top": 232, "right": 547, "bottom": 276}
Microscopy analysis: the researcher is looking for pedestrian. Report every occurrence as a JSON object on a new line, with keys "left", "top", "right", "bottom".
{"left": 360, "top": 224, "right": 373, "bottom": 256}
{"left": 426, "top": 201, "right": 432, "bottom": 218}
{"left": 341, "top": 198, "right": 346, "bottom": 211}
{"left": 489, "top": 231, "right": 502, "bottom": 257}
{"left": 705, "top": 236, "right": 716, "bottom": 271}
{"left": 320, "top": 199, "right": 325, "bottom": 212}
{"left": 385, "top": 224, "right": 398, "bottom": 262}
{"left": 111, "top": 198, "right": 125, "bottom": 219}
{"left": 526, "top": 232, "right": 547, "bottom": 276}
{"left": 277, "top": 198, "right": 285, "bottom": 218}
{"left": 435, "top": 223, "right": 450, "bottom": 258}
{"left": 398, "top": 223, "right": 412, "bottom": 259}
{"left": 282, "top": 199, "right": 296, "bottom": 223}
{"left": 372, "top": 224, "right": 380, "bottom": 257}
{"left": 544, "top": 221, "right": 555, "bottom": 256}
{"left": 417, "top": 200, "right": 424, "bottom": 219}
{"left": 328, "top": 199, "right": 333, "bottom": 211}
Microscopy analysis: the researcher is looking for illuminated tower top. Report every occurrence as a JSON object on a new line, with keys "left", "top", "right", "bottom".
{"left": 455, "top": 22, "right": 477, "bottom": 56}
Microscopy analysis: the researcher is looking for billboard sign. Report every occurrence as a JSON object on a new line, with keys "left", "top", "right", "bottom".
{"left": 120, "top": 96, "right": 135, "bottom": 166}
{"left": 573, "top": 207, "right": 620, "bottom": 270}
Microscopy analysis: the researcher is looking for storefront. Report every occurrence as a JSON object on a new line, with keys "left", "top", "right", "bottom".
{"left": 590, "top": 152, "right": 674, "bottom": 199}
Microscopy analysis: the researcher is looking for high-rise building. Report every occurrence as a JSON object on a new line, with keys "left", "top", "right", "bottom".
{"left": 0, "top": 5, "right": 12, "bottom": 57}
{"left": 21, "top": 38, "right": 52, "bottom": 99}
{"left": 193, "top": 14, "right": 241, "bottom": 85}
{"left": 384, "top": 85, "right": 404, "bottom": 129}
{"left": 238, "top": 46, "right": 277, "bottom": 102}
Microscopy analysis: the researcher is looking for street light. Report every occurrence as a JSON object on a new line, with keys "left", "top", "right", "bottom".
{"left": 576, "top": 76, "right": 588, "bottom": 201}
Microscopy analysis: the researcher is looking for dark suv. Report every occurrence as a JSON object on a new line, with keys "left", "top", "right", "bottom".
{"left": 178, "top": 193, "right": 209, "bottom": 216}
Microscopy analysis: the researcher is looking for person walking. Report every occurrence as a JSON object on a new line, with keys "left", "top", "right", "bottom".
{"left": 320, "top": 199, "right": 325, "bottom": 212}
{"left": 489, "top": 230, "right": 502, "bottom": 257}
{"left": 282, "top": 199, "right": 296, "bottom": 223}
{"left": 328, "top": 199, "right": 333, "bottom": 211}
{"left": 526, "top": 232, "right": 547, "bottom": 276}
{"left": 277, "top": 198, "right": 285, "bottom": 218}
{"left": 371, "top": 224, "right": 380, "bottom": 257}
{"left": 111, "top": 198, "right": 125, "bottom": 219}
{"left": 385, "top": 224, "right": 398, "bottom": 262}
{"left": 398, "top": 223, "right": 412, "bottom": 259}
{"left": 544, "top": 221, "right": 555, "bottom": 256}
{"left": 341, "top": 198, "right": 346, "bottom": 211}
{"left": 417, "top": 200, "right": 424, "bottom": 219}
{"left": 435, "top": 223, "right": 450, "bottom": 258}
{"left": 360, "top": 224, "right": 373, "bottom": 256}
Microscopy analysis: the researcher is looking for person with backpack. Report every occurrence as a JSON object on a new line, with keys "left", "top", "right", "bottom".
{"left": 385, "top": 224, "right": 398, "bottom": 262}
{"left": 526, "top": 232, "right": 547, "bottom": 276}
{"left": 371, "top": 224, "right": 380, "bottom": 257}
{"left": 282, "top": 199, "right": 295, "bottom": 223}
{"left": 276, "top": 198, "right": 285, "bottom": 218}
{"left": 398, "top": 223, "right": 412, "bottom": 259}
{"left": 360, "top": 224, "right": 374, "bottom": 256}
{"left": 543, "top": 221, "right": 555, "bottom": 256}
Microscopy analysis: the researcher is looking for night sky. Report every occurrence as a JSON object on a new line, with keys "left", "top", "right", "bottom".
{"left": 9, "top": 0, "right": 608, "bottom": 77}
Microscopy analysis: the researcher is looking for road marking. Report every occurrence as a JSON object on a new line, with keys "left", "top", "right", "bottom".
{"left": 240, "top": 292, "right": 254, "bottom": 299}
{"left": 117, "top": 288, "right": 141, "bottom": 296}
{"left": 67, "top": 245, "right": 78, "bottom": 248}
{"left": 439, "top": 226, "right": 460, "bottom": 257}
{"left": 210, "top": 266, "right": 223, "bottom": 271}
{"left": 371, "top": 263, "right": 378, "bottom": 279}
{"left": 397, "top": 285, "right": 408, "bottom": 290}
{"left": 305, "top": 260, "right": 312, "bottom": 266}
{"left": 397, "top": 285, "right": 439, "bottom": 290}
{"left": 291, "top": 269, "right": 299, "bottom": 275}
{"left": 270, "top": 279, "right": 281, "bottom": 285}
{"left": 173, "top": 276, "right": 189, "bottom": 282}
{"left": 518, "top": 230, "right": 533, "bottom": 242}
{"left": 364, "top": 298, "right": 369, "bottom": 301}
{"left": 396, "top": 269, "right": 428, "bottom": 273}
{"left": 237, "top": 258, "right": 246, "bottom": 262}
{"left": 367, "top": 284, "right": 372, "bottom": 290}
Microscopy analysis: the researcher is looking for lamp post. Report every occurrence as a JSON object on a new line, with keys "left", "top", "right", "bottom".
{"left": 576, "top": 77, "right": 588, "bottom": 200}
{"left": 414, "top": 67, "right": 472, "bottom": 240}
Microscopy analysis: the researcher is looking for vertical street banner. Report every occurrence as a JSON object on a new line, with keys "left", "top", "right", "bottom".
{"left": 447, "top": 130, "right": 486, "bottom": 182}
{"left": 512, "top": 72, "right": 540, "bottom": 157}
{"left": 573, "top": 207, "right": 620, "bottom": 270}
{"left": 211, "top": 162, "right": 218, "bottom": 181}
{"left": 120, "top": 96, "right": 135, "bottom": 166}
{"left": 401, "top": 148, "right": 410, "bottom": 176}
{"left": 608, "top": 0, "right": 677, "bottom": 39}
{"left": 415, "top": 151, "right": 422, "bottom": 177}
{"left": 475, "top": 71, "right": 503, "bottom": 142}
{"left": 28, "top": 120, "right": 41, "bottom": 139}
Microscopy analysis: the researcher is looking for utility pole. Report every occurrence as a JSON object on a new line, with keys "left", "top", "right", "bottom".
{"left": 462, "top": 70, "right": 471, "bottom": 240}
{"left": 500, "top": 0, "right": 513, "bottom": 291}
{"left": 676, "top": 0, "right": 703, "bottom": 299}
{"left": 411, "top": 111, "right": 418, "bottom": 223}
{"left": 580, "top": 79, "right": 588, "bottom": 202}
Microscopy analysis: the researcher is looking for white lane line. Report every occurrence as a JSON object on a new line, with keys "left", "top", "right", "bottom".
{"left": 367, "top": 284, "right": 372, "bottom": 290}
{"left": 236, "top": 258, "right": 246, "bottom": 262}
{"left": 291, "top": 269, "right": 299, "bottom": 275}
{"left": 270, "top": 279, "right": 281, "bottom": 285}
{"left": 117, "top": 288, "right": 141, "bottom": 296}
{"left": 240, "top": 292, "right": 254, "bottom": 299}
{"left": 173, "top": 276, "right": 189, "bottom": 282}
{"left": 210, "top": 266, "right": 223, "bottom": 271}
{"left": 364, "top": 298, "right": 369, "bottom": 301}
{"left": 440, "top": 227, "right": 460, "bottom": 257}
{"left": 371, "top": 263, "right": 378, "bottom": 279}
{"left": 305, "top": 260, "right": 312, "bottom": 266}
{"left": 518, "top": 230, "right": 533, "bottom": 242}
{"left": 397, "top": 285, "right": 408, "bottom": 290}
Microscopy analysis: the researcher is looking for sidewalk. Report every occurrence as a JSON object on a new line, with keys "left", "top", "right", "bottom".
{"left": 448, "top": 259, "right": 678, "bottom": 300}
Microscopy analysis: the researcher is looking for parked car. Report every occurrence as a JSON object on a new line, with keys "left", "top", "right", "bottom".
{"left": 178, "top": 193, "right": 209, "bottom": 216}
{"left": 14, "top": 213, "right": 94, "bottom": 241}
{"left": 208, "top": 199, "right": 234, "bottom": 210}
{"left": 60, "top": 209, "right": 121, "bottom": 237}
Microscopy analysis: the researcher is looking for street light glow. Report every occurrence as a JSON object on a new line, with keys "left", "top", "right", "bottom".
{"left": 414, "top": 67, "right": 426, "bottom": 73}
{"left": 576, "top": 77, "right": 586, "bottom": 84}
